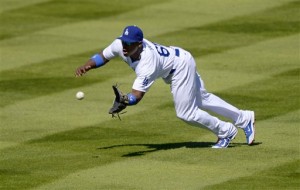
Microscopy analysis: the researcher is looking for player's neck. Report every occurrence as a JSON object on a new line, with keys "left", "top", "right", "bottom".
{"left": 130, "top": 46, "right": 142, "bottom": 62}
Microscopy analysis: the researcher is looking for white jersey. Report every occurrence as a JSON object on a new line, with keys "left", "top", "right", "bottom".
{"left": 103, "top": 38, "right": 179, "bottom": 92}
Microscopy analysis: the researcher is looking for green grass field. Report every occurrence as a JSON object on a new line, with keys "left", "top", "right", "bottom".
{"left": 0, "top": 0, "right": 299, "bottom": 189}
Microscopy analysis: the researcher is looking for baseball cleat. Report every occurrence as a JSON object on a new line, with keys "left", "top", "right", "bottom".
{"left": 212, "top": 127, "right": 238, "bottom": 148}
{"left": 244, "top": 111, "right": 255, "bottom": 145}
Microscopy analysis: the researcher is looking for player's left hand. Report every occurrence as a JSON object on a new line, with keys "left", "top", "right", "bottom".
{"left": 109, "top": 85, "right": 128, "bottom": 120}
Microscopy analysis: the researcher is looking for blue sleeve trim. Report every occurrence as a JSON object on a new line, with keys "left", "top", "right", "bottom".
{"left": 127, "top": 93, "right": 137, "bottom": 105}
{"left": 91, "top": 54, "right": 105, "bottom": 67}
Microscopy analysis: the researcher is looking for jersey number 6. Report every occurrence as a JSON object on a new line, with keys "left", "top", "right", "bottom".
{"left": 154, "top": 43, "right": 170, "bottom": 57}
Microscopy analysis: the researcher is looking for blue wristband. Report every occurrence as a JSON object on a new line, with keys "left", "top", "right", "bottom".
{"left": 91, "top": 54, "right": 105, "bottom": 67}
{"left": 127, "top": 93, "right": 137, "bottom": 105}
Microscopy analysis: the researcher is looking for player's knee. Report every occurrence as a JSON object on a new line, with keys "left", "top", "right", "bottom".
{"left": 176, "top": 112, "right": 194, "bottom": 123}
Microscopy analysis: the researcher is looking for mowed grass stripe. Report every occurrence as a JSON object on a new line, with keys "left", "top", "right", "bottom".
{"left": 215, "top": 68, "right": 300, "bottom": 121}
{"left": 202, "top": 160, "right": 300, "bottom": 190}
{"left": 0, "top": 0, "right": 166, "bottom": 40}
{"left": 0, "top": 0, "right": 51, "bottom": 13}
{"left": 0, "top": 1, "right": 298, "bottom": 107}
{"left": 153, "top": 0, "right": 300, "bottom": 56}
{"left": 0, "top": 0, "right": 289, "bottom": 41}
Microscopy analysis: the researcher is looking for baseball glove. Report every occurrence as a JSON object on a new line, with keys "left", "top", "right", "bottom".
{"left": 108, "top": 85, "right": 128, "bottom": 120}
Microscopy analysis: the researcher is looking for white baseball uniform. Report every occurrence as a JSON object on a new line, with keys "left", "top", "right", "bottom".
{"left": 103, "top": 38, "right": 252, "bottom": 138}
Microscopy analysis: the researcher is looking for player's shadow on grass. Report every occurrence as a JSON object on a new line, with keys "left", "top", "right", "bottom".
{"left": 231, "top": 142, "right": 261, "bottom": 147}
{"left": 97, "top": 141, "right": 261, "bottom": 157}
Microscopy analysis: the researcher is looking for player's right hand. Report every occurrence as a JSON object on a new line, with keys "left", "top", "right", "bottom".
{"left": 75, "top": 65, "right": 91, "bottom": 77}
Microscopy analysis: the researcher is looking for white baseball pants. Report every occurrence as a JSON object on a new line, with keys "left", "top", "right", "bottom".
{"left": 170, "top": 48, "right": 252, "bottom": 138}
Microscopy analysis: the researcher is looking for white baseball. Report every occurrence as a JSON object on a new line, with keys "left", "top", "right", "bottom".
{"left": 76, "top": 91, "right": 84, "bottom": 100}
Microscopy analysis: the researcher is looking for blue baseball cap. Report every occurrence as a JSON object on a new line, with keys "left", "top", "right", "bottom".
{"left": 118, "top": 25, "right": 143, "bottom": 43}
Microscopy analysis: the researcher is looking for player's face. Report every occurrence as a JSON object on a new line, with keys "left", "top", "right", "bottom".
{"left": 122, "top": 41, "right": 140, "bottom": 57}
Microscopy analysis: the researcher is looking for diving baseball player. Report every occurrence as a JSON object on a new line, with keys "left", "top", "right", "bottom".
{"left": 75, "top": 25, "right": 255, "bottom": 148}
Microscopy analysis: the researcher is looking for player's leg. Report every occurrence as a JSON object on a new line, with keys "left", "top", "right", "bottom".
{"left": 171, "top": 52, "right": 237, "bottom": 147}
{"left": 196, "top": 73, "right": 255, "bottom": 144}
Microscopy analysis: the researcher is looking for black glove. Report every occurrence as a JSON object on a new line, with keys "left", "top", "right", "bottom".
{"left": 108, "top": 85, "right": 128, "bottom": 120}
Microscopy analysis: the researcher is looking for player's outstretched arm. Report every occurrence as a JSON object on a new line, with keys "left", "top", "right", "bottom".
{"left": 75, "top": 52, "right": 109, "bottom": 77}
